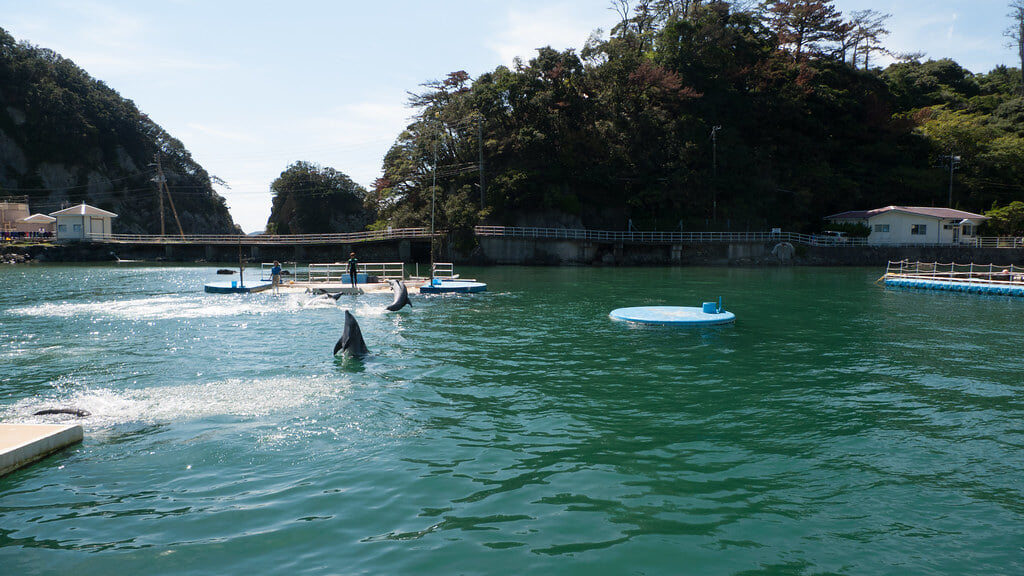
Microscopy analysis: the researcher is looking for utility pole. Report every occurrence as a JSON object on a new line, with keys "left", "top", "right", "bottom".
{"left": 153, "top": 152, "right": 185, "bottom": 238}
{"left": 939, "top": 154, "right": 961, "bottom": 207}
{"left": 478, "top": 114, "right": 485, "bottom": 210}
{"left": 710, "top": 125, "right": 721, "bottom": 222}
{"left": 153, "top": 153, "right": 166, "bottom": 236}
{"left": 431, "top": 125, "right": 438, "bottom": 271}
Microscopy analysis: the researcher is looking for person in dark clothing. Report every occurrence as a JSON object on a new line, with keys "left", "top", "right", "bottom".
{"left": 347, "top": 252, "right": 358, "bottom": 288}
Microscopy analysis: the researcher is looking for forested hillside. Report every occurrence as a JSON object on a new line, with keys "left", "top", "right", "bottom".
{"left": 0, "top": 27, "right": 238, "bottom": 234}
{"left": 372, "top": 0, "right": 1024, "bottom": 235}
{"left": 3, "top": 0, "right": 1023, "bottom": 240}
{"left": 266, "top": 161, "right": 374, "bottom": 235}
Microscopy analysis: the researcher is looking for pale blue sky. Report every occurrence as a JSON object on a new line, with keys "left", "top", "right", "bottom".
{"left": 2, "top": 0, "right": 1016, "bottom": 232}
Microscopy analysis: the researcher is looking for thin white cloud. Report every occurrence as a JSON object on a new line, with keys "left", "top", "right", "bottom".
{"left": 489, "top": 5, "right": 607, "bottom": 66}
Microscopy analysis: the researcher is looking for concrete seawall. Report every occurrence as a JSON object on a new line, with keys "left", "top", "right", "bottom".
{"left": 473, "top": 237, "right": 1024, "bottom": 267}
{"left": 7, "top": 238, "right": 1023, "bottom": 267}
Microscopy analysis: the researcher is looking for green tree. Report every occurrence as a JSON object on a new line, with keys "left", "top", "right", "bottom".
{"left": 267, "top": 162, "right": 371, "bottom": 234}
{"left": 368, "top": 4, "right": 1022, "bottom": 238}
{"left": 984, "top": 200, "right": 1024, "bottom": 235}
{"left": 881, "top": 58, "right": 979, "bottom": 110}
{"left": 843, "top": 9, "right": 890, "bottom": 69}
{"left": 762, "top": 0, "right": 844, "bottom": 62}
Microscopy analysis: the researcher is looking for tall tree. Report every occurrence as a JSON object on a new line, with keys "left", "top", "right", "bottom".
{"left": 267, "top": 162, "right": 371, "bottom": 234}
{"left": 846, "top": 9, "right": 890, "bottom": 69}
{"left": 763, "top": 0, "right": 844, "bottom": 62}
{"left": 610, "top": 0, "right": 659, "bottom": 54}
{"left": 1007, "top": 0, "right": 1024, "bottom": 96}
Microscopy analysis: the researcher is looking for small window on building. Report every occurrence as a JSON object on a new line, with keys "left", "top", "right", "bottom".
{"left": 962, "top": 225, "right": 975, "bottom": 236}
{"left": 911, "top": 224, "right": 927, "bottom": 235}
{"left": 874, "top": 224, "right": 890, "bottom": 233}
{"left": 58, "top": 224, "right": 67, "bottom": 232}
{"left": 73, "top": 224, "right": 82, "bottom": 232}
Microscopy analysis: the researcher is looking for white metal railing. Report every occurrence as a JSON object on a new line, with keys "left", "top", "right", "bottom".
{"left": 65, "top": 225, "right": 1024, "bottom": 249}
{"left": 884, "top": 260, "right": 1024, "bottom": 283}
{"left": 473, "top": 226, "right": 1024, "bottom": 248}
{"left": 431, "top": 262, "right": 455, "bottom": 278}
{"left": 308, "top": 263, "right": 352, "bottom": 283}
{"left": 306, "top": 262, "right": 405, "bottom": 282}
{"left": 968, "top": 236, "right": 1024, "bottom": 248}
{"left": 259, "top": 261, "right": 298, "bottom": 281}
{"left": 362, "top": 262, "right": 406, "bottom": 280}
{"left": 472, "top": 226, "right": 872, "bottom": 246}
{"left": 94, "top": 227, "right": 431, "bottom": 245}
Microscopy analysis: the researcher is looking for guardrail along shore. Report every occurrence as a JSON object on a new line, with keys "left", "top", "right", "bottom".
{"left": 473, "top": 226, "right": 1024, "bottom": 248}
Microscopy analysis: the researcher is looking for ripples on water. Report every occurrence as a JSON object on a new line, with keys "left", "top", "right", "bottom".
{"left": 1, "top": 264, "right": 1022, "bottom": 575}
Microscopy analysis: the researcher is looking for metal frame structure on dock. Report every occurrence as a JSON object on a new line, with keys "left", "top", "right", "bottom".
{"left": 257, "top": 262, "right": 409, "bottom": 283}
{"left": 882, "top": 260, "right": 1024, "bottom": 296}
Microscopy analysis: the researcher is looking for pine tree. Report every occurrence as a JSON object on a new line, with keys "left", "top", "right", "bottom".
{"left": 764, "top": 0, "right": 844, "bottom": 62}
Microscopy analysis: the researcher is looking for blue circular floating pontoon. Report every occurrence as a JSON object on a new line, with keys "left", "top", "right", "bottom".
{"left": 419, "top": 279, "right": 487, "bottom": 294}
{"left": 204, "top": 280, "right": 272, "bottom": 294}
{"left": 609, "top": 303, "right": 735, "bottom": 326}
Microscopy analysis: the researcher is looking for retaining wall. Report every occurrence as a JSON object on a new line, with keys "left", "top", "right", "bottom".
{"left": 472, "top": 237, "right": 1024, "bottom": 267}
{"left": 9, "top": 238, "right": 1024, "bottom": 267}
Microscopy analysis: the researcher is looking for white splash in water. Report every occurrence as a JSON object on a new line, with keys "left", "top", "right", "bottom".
{"left": 5, "top": 375, "right": 348, "bottom": 428}
{"left": 11, "top": 294, "right": 291, "bottom": 320}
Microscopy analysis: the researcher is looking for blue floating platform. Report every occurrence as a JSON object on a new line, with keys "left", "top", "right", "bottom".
{"left": 610, "top": 304, "right": 735, "bottom": 326}
{"left": 419, "top": 279, "right": 487, "bottom": 294}
{"left": 204, "top": 281, "right": 273, "bottom": 294}
{"left": 884, "top": 276, "right": 1024, "bottom": 297}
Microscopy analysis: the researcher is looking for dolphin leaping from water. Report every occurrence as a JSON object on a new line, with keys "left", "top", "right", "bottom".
{"left": 333, "top": 310, "right": 369, "bottom": 357}
{"left": 385, "top": 279, "right": 412, "bottom": 311}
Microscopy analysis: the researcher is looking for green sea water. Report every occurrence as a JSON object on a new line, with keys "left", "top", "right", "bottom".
{"left": 1, "top": 264, "right": 1021, "bottom": 575}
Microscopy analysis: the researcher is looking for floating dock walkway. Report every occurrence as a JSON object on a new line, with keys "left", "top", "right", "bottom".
{"left": 882, "top": 260, "right": 1024, "bottom": 296}
{"left": 1, "top": 424, "right": 83, "bottom": 477}
{"left": 203, "top": 262, "right": 484, "bottom": 295}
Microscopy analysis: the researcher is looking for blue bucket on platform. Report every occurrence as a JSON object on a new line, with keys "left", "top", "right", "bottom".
{"left": 702, "top": 302, "right": 717, "bottom": 314}
{"left": 432, "top": 277, "right": 441, "bottom": 286}
{"left": 231, "top": 280, "right": 237, "bottom": 288}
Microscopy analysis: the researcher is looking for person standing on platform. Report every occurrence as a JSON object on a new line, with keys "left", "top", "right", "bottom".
{"left": 271, "top": 260, "right": 282, "bottom": 295}
{"left": 347, "top": 252, "right": 358, "bottom": 288}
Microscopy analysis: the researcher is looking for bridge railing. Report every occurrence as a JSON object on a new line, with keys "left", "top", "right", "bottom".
{"left": 96, "top": 227, "right": 431, "bottom": 245}
{"left": 76, "top": 226, "right": 1024, "bottom": 249}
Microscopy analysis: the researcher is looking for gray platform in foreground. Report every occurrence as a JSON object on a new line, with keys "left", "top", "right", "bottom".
{"left": 0, "top": 424, "right": 84, "bottom": 477}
